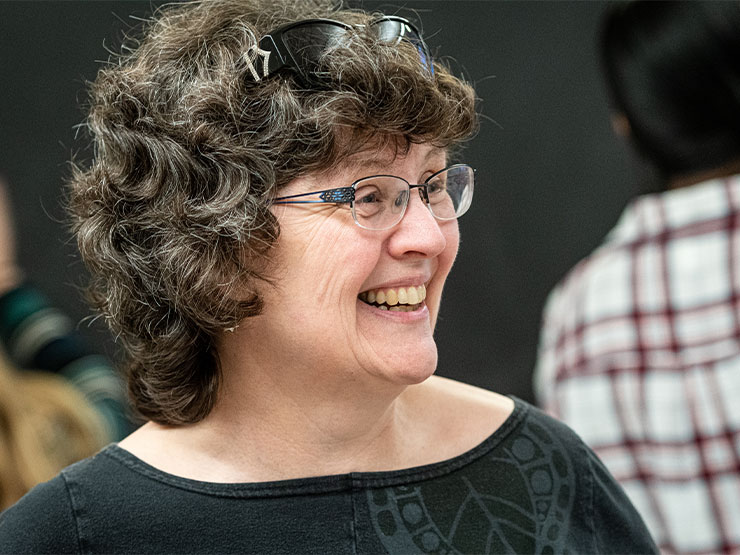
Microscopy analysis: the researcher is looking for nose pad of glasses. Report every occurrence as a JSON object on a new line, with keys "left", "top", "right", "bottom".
{"left": 417, "top": 186, "right": 429, "bottom": 203}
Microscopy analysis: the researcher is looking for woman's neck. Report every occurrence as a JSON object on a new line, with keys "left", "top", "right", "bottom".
{"left": 198, "top": 363, "right": 418, "bottom": 480}
{"left": 120, "top": 340, "right": 428, "bottom": 483}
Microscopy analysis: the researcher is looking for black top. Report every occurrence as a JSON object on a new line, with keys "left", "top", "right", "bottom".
{"left": 0, "top": 398, "right": 657, "bottom": 554}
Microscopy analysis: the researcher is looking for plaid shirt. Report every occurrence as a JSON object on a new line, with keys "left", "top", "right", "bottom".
{"left": 534, "top": 175, "right": 740, "bottom": 554}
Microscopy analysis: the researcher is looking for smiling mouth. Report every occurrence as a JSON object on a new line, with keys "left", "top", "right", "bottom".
{"left": 358, "top": 285, "right": 427, "bottom": 312}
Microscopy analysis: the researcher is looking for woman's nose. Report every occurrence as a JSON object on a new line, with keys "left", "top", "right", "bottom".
{"left": 387, "top": 188, "right": 449, "bottom": 258}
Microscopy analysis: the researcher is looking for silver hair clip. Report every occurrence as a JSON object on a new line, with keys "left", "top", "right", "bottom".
{"left": 244, "top": 44, "right": 271, "bottom": 82}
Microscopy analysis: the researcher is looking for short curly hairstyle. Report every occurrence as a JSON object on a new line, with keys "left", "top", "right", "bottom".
{"left": 67, "top": 0, "right": 479, "bottom": 425}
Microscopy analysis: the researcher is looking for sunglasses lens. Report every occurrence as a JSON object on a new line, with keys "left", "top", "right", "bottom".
{"left": 260, "top": 17, "right": 434, "bottom": 86}
{"left": 372, "top": 19, "right": 434, "bottom": 75}
{"left": 373, "top": 19, "right": 405, "bottom": 44}
{"left": 282, "top": 23, "right": 349, "bottom": 76}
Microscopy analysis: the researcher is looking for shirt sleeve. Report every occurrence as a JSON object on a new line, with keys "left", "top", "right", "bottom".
{"left": 0, "top": 283, "right": 134, "bottom": 440}
{"left": 0, "top": 475, "right": 80, "bottom": 553}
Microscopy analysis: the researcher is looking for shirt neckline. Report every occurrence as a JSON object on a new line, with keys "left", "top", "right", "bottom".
{"left": 98, "top": 396, "right": 529, "bottom": 499}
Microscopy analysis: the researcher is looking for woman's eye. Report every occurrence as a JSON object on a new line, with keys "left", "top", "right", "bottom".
{"left": 355, "top": 186, "right": 383, "bottom": 204}
{"left": 356, "top": 192, "right": 378, "bottom": 204}
{"left": 394, "top": 190, "right": 409, "bottom": 208}
{"left": 427, "top": 179, "right": 446, "bottom": 194}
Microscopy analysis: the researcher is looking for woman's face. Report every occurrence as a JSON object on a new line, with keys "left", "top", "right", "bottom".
{"left": 250, "top": 142, "right": 460, "bottom": 386}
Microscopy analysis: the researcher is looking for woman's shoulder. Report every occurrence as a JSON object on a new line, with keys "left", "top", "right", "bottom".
{"left": 411, "top": 378, "right": 602, "bottom": 461}
{"left": 415, "top": 376, "right": 515, "bottom": 424}
{"left": 426, "top": 385, "right": 658, "bottom": 553}
{"left": 394, "top": 382, "right": 657, "bottom": 553}
{"left": 0, "top": 470, "right": 78, "bottom": 551}
{"left": 0, "top": 446, "right": 124, "bottom": 552}
{"left": 405, "top": 376, "right": 516, "bottom": 460}
{"left": 409, "top": 376, "right": 642, "bottom": 464}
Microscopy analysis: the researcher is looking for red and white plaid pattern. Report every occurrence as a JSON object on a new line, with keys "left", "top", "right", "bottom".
{"left": 534, "top": 175, "right": 740, "bottom": 554}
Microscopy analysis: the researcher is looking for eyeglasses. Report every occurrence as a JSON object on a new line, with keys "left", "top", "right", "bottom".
{"left": 245, "top": 16, "right": 434, "bottom": 86}
{"left": 273, "top": 164, "right": 475, "bottom": 231}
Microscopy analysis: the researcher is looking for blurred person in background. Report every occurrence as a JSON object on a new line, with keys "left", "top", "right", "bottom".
{"left": 0, "top": 350, "right": 108, "bottom": 509}
{"left": 0, "top": 0, "right": 657, "bottom": 552}
{"left": 535, "top": 1, "right": 740, "bottom": 553}
{"left": 0, "top": 179, "right": 133, "bottom": 509}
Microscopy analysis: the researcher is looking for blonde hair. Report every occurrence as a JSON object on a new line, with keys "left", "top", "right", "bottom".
{"left": 0, "top": 355, "right": 108, "bottom": 509}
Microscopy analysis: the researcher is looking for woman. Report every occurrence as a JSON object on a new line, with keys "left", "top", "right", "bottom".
{"left": 0, "top": 0, "right": 656, "bottom": 552}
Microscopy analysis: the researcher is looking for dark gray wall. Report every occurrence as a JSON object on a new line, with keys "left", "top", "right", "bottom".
{"left": 0, "top": 1, "right": 638, "bottom": 403}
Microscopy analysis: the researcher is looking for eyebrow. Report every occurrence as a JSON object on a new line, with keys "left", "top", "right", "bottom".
{"left": 343, "top": 146, "right": 447, "bottom": 173}
{"left": 284, "top": 146, "right": 449, "bottom": 198}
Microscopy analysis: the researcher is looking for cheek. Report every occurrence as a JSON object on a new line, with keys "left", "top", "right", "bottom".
{"left": 440, "top": 222, "right": 461, "bottom": 274}
{"left": 426, "top": 223, "right": 459, "bottom": 323}
{"left": 280, "top": 223, "right": 377, "bottom": 307}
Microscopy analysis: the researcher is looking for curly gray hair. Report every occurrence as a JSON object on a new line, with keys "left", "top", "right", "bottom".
{"left": 67, "top": 0, "right": 479, "bottom": 425}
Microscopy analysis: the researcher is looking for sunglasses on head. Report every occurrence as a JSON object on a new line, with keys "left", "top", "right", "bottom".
{"left": 245, "top": 16, "right": 434, "bottom": 87}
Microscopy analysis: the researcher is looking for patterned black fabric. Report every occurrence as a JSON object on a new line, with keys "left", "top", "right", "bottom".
{"left": 0, "top": 398, "right": 657, "bottom": 554}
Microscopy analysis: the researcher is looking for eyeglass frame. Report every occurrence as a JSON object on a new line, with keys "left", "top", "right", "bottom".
{"left": 272, "top": 163, "right": 475, "bottom": 231}
{"left": 252, "top": 15, "right": 434, "bottom": 87}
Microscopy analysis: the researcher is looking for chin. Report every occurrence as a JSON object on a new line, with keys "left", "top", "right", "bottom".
{"left": 385, "top": 349, "right": 438, "bottom": 385}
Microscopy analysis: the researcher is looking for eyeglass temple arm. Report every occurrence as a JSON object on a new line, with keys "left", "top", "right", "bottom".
{"left": 274, "top": 186, "right": 355, "bottom": 204}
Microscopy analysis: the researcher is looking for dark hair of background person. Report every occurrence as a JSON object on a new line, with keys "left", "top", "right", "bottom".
{"left": 599, "top": 0, "right": 740, "bottom": 188}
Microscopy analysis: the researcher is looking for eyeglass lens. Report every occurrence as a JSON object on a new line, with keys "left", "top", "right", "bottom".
{"left": 351, "top": 165, "right": 474, "bottom": 230}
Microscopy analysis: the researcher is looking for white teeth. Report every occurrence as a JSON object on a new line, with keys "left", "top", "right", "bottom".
{"left": 379, "top": 305, "right": 388, "bottom": 311}
{"left": 386, "top": 289, "right": 398, "bottom": 306}
{"left": 359, "top": 284, "right": 427, "bottom": 308}
{"left": 407, "top": 286, "right": 419, "bottom": 305}
{"left": 397, "top": 287, "right": 408, "bottom": 304}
